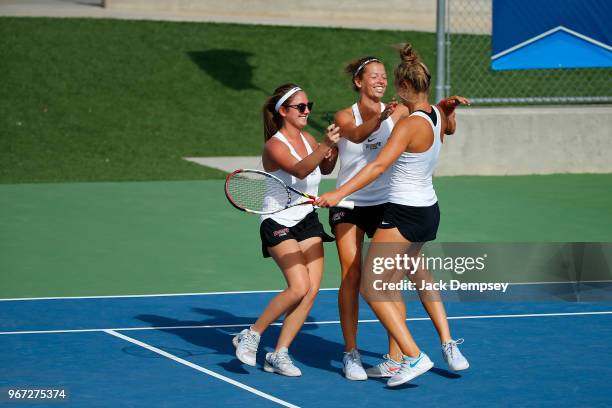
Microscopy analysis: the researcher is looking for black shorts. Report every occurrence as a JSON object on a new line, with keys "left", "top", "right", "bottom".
{"left": 379, "top": 202, "right": 440, "bottom": 242}
{"left": 328, "top": 203, "right": 387, "bottom": 238}
{"left": 260, "top": 211, "right": 334, "bottom": 258}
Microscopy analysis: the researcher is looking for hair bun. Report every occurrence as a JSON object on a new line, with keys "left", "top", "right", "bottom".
{"left": 399, "top": 43, "right": 418, "bottom": 63}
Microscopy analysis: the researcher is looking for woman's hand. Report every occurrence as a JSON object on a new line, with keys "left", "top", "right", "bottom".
{"left": 438, "top": 95, "right": 470, "bottom": 132}
{"left": 380, "top": 99, "right": 398, "bottom": 122}
{"left": 324, "top": 124, "right": 341, "bottom": 147}
{"left": 443, "top": 95, "right": 471, "bottom": 107}
{"left": 324, "top": 146, "right": 338, "bottom": 160}
{"left": 315, "top": 191, "right": 343, "bottom": 208}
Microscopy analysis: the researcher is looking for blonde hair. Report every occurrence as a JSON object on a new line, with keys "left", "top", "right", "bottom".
{"left": 394, "top": 43, "right": 431, "bottom": 94}
{"left": 262, "top": 83, "right": 300, "bottom": 142}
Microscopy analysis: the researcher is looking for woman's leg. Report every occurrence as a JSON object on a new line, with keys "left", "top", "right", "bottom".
{"left": 275, "top": 237, "right": 324, "bottom": 350}
{"left": 385, "top": 258, "right": 451, "bottom": 361}
{"left": 361, "top": 227, "right": 421, "bottom": 357}
{"left": 250, "top": 239, "right": 311, "bottom": 335}
{"left": 387, "top": 307, "right": 404, "bottom": 361}
{"left": 410, "top": 261, "right": 468, "bottom": 370}
{"left": 412, "top": 261, "right": 452, "bottom": 343}
{"left": 378, "top": 246, "right": 457, "bottom": 378}
{"left": 334, "top": 223, "right": 365, "bottom": 352}
{"left": 386, "top": 302, "right": 451, "bottom": 358}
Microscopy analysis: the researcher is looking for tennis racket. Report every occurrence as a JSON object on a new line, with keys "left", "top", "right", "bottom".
{"left": 225, "top": 169, "right": 354, "bottom": 214}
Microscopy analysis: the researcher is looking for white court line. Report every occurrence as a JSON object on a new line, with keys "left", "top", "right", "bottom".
{"left": 0, "top": 288, "right": 339, "bottom": 302}
{"left": 2, "top": 310, "right": 611, "bottom": 336}
{"left": 104, "top": 330, "right": 299, "bottom": 408}
{"left": 1, "top": 280, "right": 609, "bottom": 302}
{"left": 507, "top": 280, "right": 612, "bottom": 286}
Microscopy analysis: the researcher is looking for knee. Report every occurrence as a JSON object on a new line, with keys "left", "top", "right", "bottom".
{"left": 287, "top": 279, "right": 311, "bottom": 301}
{"left": 340, "top": 266, "right": 361, "bottom": 289}
{"left": 304, "top": 284, "right": 320, "bottom": 303}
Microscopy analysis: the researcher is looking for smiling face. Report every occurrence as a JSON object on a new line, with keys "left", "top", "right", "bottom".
{"left": 354, "top": 62, "right": 387, "bottom": 100}
{"left": 279, "top": 91, "right": 310, "bottom": 130}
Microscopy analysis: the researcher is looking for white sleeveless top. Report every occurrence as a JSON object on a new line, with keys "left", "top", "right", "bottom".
{"left": 336, "top": 102, "right": 394, "bottom": 206}
{"left": 388, "top": 105, "right": 442, "bottom": 207}
{"left": 260, "top": 131, "right": 321, "bottom": 227}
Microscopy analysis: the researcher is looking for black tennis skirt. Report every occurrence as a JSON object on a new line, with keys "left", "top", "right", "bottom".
{"left": 378, "top": 202, "right": 440, "bottom": 242}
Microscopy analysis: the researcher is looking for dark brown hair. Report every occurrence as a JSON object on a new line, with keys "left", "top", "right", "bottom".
{"left": 262, "top": 83, "right": 301, "bottom": 142}
{"left": 394, "top": 43, "right": 431, "bottom": 94}
{"left": 345, "top": 56, "right": 381, "bottom": 92}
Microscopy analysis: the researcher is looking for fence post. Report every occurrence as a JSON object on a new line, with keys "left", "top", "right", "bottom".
{"left": 435, "top": 0, "right": 446, "bottom": 101}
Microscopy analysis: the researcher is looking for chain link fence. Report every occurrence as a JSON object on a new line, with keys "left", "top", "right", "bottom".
{"left": 443, "top": 0, "right": 612, "bottom": 104}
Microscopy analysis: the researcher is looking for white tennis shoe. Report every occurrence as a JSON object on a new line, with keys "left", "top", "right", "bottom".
{"left": 232, "top": 328, "right": 260, "bottom": 366}
{"left": 387, "top": 352, "right": 433, "bottom": 387}
{"left": 441, "top": 338, "right": 469, "bottom": 371}
{"left": 342, "top": 349, "right": 367, "bottom": 380}
{"left": 365, "top": 354, "right": 402, "bottom": 378}
{"left": 264, "top": 347, "right": 302, "bottom": 377}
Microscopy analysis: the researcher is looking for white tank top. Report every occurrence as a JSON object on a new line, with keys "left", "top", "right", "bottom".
{"left": 336, "top": 102, "right": 394, "bottom": 206}
{"left": 260, "top": 131, "right": 321, "bottom": 227}
{"left": 388, "top": 105, "right": 442, "bottom": 207}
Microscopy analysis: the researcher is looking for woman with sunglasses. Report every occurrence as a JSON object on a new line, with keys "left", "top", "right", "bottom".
{"left": 233, "top": 83, "right": 340, "bottom": 377}
{"left": 323, "top": 50, "right": 469, "bottom": 384}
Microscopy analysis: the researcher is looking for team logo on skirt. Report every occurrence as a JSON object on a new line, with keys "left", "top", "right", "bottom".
{"left": 273, "top": 228, "right": 290, "bottom": 237}
{"left": 332, "top": 211, "right": 346, "bottom": 222}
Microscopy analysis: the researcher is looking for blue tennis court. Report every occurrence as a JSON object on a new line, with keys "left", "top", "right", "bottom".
{"left": 2, "top": 287, "right": 611, "bottom": 407}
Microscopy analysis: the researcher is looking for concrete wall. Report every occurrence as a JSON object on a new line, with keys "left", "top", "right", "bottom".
{"left": 437, "top": 106, "right": 612, "bottom": 176}
{"left": 103, "top": 0, "right": 491, "bottom": 33}
{"left": 187, "top": 107, "right": 612, "bottom": 177}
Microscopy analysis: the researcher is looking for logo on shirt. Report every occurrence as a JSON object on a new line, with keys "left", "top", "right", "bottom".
{"left": 365, "top": 141, "right": 382, "bottom": 151}
{"left": 273, "top": 228, "right": 290, "bottom": 237}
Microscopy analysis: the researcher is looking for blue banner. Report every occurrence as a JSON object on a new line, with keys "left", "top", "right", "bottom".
{"left": 491, "top": 0, "right": 612, "bottom": 70}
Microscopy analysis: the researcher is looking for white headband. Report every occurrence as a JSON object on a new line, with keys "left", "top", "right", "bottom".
{"left": 274, "top": 87, "right": 301, "bottom": 112}
{"left": 354, "top": 58, "right": 380, "bottom": 77}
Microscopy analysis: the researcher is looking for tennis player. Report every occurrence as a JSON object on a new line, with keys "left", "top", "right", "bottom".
{"left": 316, "top": 44, "right": 468, "bottom": 387}
{"left": 328, "top": 56, "right": 403, "bottom": 380}
{"left": 329, "top": 56, "right": 469, "bottom": 381}
{"left": 233, "top": 83, "right": 340, "bottom": 377}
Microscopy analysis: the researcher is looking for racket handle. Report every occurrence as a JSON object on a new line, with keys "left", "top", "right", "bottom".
{"left": 336, "top": 200, "right": 354, "bottom": 210}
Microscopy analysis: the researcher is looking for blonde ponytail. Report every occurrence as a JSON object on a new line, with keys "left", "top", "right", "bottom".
{"left": 394, "top": 43, "right": 431, "bottom": 94}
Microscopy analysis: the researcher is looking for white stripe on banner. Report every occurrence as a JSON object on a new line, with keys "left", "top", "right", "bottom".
{"left": 491, "top": 25, "right": 612, "bottom": 60}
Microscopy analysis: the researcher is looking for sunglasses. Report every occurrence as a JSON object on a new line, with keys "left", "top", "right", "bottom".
{"left": 286, "top": 102, "right": 313, "bottom": 113}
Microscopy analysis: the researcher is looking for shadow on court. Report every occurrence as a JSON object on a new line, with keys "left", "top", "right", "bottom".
{"left": 134, "top": 308, "right": 378, "bottom": 377}
{"left": 133, "top": 307, "right": 463, "bottom": 381}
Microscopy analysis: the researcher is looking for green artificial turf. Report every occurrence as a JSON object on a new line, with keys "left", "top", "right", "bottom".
{"left": 0, "top": 18, "right": 434, "bottom": 183}
{"left": 2, "top": 17, "right": 608, "bottom": 184}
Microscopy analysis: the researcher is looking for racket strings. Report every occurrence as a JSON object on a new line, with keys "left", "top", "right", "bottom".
{"left": 226, "top": 172, "right": 290, "bottom": 213}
